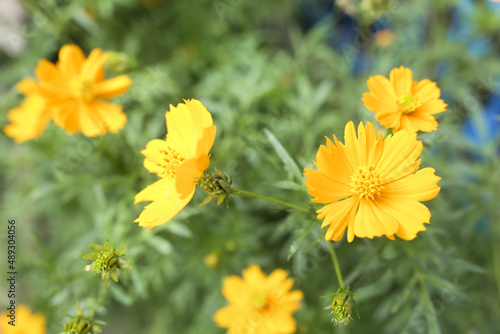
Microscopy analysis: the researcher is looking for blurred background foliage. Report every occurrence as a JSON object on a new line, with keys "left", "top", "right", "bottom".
{"left": 0, "top": 0, "right": 499, "bottom": 333}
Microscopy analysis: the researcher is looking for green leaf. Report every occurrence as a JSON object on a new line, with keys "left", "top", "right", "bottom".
{"left": 263, "top": 128, "right": 303, "bottom": 182}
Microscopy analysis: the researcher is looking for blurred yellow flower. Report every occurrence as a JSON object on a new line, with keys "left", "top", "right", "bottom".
{"left": 362, "top": 66, "right": 447, "bottom": 133}
{"left": 214, "top": 265, "right": 303, "bottom": 334}
{"left": 21, "top": 44, "right": 131, "bottom": 137}
{"left": 304, "top": 121, "right": 441, "bottom": 242}
{"left": 0, "top": 305, "right": 46, "bottom": 334}
{"left": 3, "top": 79, "right": 50, "bottom": 143}
{"left": 134, "top": 99, "right": 216, "bottom": 230}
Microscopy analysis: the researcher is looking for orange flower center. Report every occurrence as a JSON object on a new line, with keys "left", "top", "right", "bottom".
{"left": 397, "top": 94, "right": 422, "bottom": 114}
{"left": 349, "top": 165, "right": 384, "bottom": 199}
{"left": 252, "top": 294, "right": 274, "bottom": 313}
{"left": 70, "top": 77, "right": 95, "bottom": 101}
{"left": 156, "top": 147, "right": 186, "bottom": 178}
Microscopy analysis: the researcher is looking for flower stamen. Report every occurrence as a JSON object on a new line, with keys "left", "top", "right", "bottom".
{"left": 397, "top": 94, "right": 422, "bottom": 114}
{"left": 156, "top": 147, "right": 186, "bottom": 178}
{"left": 349, "top": 165, "right": 384, "bottom": 199}
{"left": 70, "top": 77, "right": 95, "bottom": 101}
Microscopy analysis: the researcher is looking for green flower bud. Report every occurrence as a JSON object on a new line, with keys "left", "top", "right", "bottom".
{"left": 83, "top": 241, "right": 131, "bottom": 283}
{"left": 197, "top": 168, "right": 232, "bottom": 207}
{"left": 326, "top": 287, "right": 358, "bottom": 327}
{"left": 61, "top": 306, "right": 103, "bottom": 334}
{"left": 105, "top": 51, "right": 136, "bottom": 72}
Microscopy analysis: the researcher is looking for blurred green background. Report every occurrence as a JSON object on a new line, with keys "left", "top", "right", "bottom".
{"left": 1, "top": 0, "right": 499, "bottom": 333}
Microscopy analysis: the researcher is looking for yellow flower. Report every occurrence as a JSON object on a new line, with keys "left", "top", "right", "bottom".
{"left": 214, "top": 265, "right": 303, "bottom": 334}
{"left": 134, "top": 99, "right": 216, "bottom": 230}
{"left": 27, "top": 44, "right": 131, "bottom": 137}
{"left": 0, "top": 305, "right": 46, "bottom": 334}
{"left": 362, "top": 66, "right": 447, "bottom": 134}
{"left": 304, "top": 121, "right": 441, "bottom": 242}
{"left": 3, "top": 79, "right": 50, "bottom": 143}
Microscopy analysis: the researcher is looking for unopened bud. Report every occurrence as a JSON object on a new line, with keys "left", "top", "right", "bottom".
{"left": 83, "top": 241, "right": 131, "bottom": 283}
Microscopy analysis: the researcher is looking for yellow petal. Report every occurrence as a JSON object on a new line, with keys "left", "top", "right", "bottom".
{"left": 57, "top": 44, "right": 85, "bottom": 77}
{"left": 317, "top": 196, "right": 359, "bottom": 241}
{"left": 303, "top": 168, "right": 351, "bottom": 204}
{"left": 94, "top": 75, "right": 132, "bottom": 99}
{"left": 377, "top": 130, "right": 422, "bottom": 183}
{"left": 81, "top": 48, "right": 109, "bottom": 81}
{"left": 165, "top": 99, "right": 215, "bottom": 158}
{"left": 213, "top": 305, "right": 242, "bottom": 328}
{"left": 390, "top": 66, "right": 413, "bottom": 96}
{"left": 383, "top": 168, "right": 441, "bottom": 202}
{"left": 221, "top": 276, "right": 247, "bottom": 304}
{"left": 3, "top": 96, "right": 51, "bottom": 143}
{"left": 377, "top": 197, "right": 430, "bottom": 240}
{"left": 134, "top": 177, "right": 196, "bottom": 230}
{"left": 353, "top": 198, "right": 398, "bottom": 239}
{"left": 91, "top": 101, "right": 127, "bottom": 134}
{"left": 16, "top": 78, "right": 40, "bottom": 95}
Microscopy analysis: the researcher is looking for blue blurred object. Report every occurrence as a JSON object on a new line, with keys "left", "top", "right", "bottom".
{"left": 463, "top": 94, "right": 500, "bottom": 145}
{"left": 447, "top": 0, "right": 493, "bottom": 56}
{"left": 298, "top": 0, "right": 390, "bottom": 75}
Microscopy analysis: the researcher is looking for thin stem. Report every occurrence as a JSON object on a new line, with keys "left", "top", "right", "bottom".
{"left": 89, "top": 283, "right": 110, "bottom": 318}
{"left": 230, "top": 188, "right": 312, "bottom": 214}
{"left": 326, "top": 241, "right": 345, "bottom": 290}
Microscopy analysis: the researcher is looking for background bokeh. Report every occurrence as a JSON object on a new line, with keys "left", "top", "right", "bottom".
{"left": 1, "top": 0, "right": 499, "bottom": 333}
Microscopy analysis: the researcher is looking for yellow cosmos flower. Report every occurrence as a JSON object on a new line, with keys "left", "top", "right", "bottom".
{"left": 134, "top": 99, "right": 216, "bottom": 230}
{"left": 27, "top": 44, "right": 131, "bottom": 136}
{"left": 362, "top": 66, "right": 447, "bottom": 134}
{"left": 3, "top": 79, "right": 50, "bottom": 143}
{"left": 214, "top": 265, "right": 303, "bottom": 334}
{"left": 304, "top": 121, "right": 441, "bottom": 242}
{"left": 0, "top": 305, "right": 46, "bottom": 334}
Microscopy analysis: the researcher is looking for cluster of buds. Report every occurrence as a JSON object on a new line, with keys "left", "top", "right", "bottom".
{"left": 83, "top": 242, "right": 131, "bottom": 283}
{"left": 197, "top": 168, "right": 232, "bottom": 207}
{"left": 61, "top": 306, "right": 104, "bottom": 334}
{"left": 326, "top": 287, "right": 358, "bottom": 327}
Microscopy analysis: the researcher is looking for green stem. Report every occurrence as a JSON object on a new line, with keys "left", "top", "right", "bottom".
{"left": 89, "top": 284, "right": 110, "bottom": 317}
{"left": 230, "top": 188, "right": 312, "bottom": 214}
{"left": 326, "top": 241, "right": 345, "bottom": 290}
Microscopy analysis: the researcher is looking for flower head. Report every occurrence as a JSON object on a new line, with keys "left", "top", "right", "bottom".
{"left": 83, "top": 242, "right": 131, "bottom": 283}
{"left": 304, "top": 121, "right": 441, "bottom": 242}
{"left": 0, "top": 305, "right": 46, "bottom": 334}
{"left": 5, "top": 44, "right": 131, "bottom": 139}
{"left": 362, "top": 66, "right": 447, "bottom": 133}
{"left": 326, "top": 288, "right": 358, "bottom": 327}
{"left": 134, "top": 99, "right": 216, "bottom": 230}
{"left": 61, "top": 305, "right": 103, "bottom": 334}
{"left": 214, "top": 265, "right": 303, "bottom": 334}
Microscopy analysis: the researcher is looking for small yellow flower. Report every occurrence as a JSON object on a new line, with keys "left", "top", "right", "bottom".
{"left": 362, "top": 66, "right": 447, "bottom": 133}
{"left": 304, "top": 121, "right": 441, "bottom": 242}
{"left": 134, "top": 99, "right": 216, "bottom": 230}
{"left": 14, "top": 44, "right": 131, "bottom": 137}
{"left": 0, "top": 305, "right": 46, "bottom": 334}
{"left": 214, "top": 265, "right": 303, "bottom": 334}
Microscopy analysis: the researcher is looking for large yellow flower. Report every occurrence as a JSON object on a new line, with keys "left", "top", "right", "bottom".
{"left": 134, "top": 99, "right": 216, "bottom": 230}
{"left": 0, "top": 305, "right": 46, "bottom": 334}
{"left": 214, "top": 265, "right": 303, "bottom": 334}
{"left": 25, "top": 44, "right": 131, "bottom": 137}
{"left": 362, "top": 66, "right": 447, "bottom": 133}
{"left": 3, "top": 79, "right": 50, "bottom": 143}
{"left": 304, "top": 121, "right": 441, "bottom": 242}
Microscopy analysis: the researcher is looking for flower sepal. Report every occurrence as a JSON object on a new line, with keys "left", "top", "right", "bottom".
{"left": 197, "top": 168, "right": 232, "bottom": 208}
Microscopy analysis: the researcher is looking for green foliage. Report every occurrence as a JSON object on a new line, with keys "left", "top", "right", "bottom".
{"left": 1, "top": 0, "right": 499, "bottom": 333}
